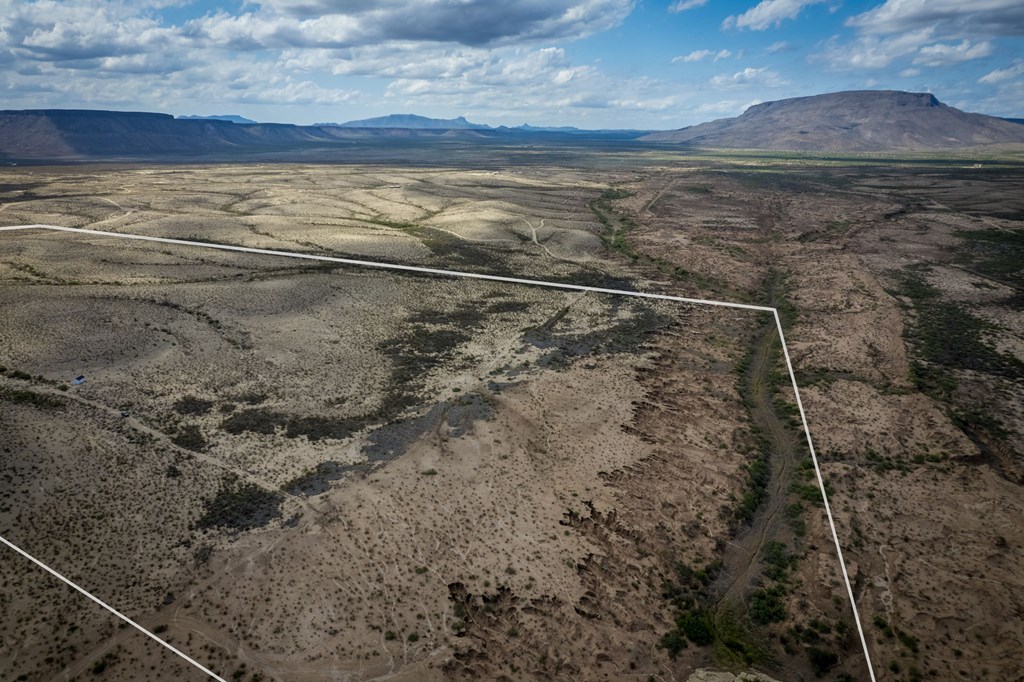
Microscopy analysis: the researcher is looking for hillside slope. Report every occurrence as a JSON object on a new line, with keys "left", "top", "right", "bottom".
{"left": 642, "top": 91, "right": 1024, "bottom": 151}
{"left": 0, "top": 110, "right": 331, "bottom": 158}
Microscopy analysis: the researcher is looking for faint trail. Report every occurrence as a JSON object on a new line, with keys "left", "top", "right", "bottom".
{"left": 520, "top": 216, "right": 560, "bottom": 260}
{"left": 48, "top": 516, "right": 314, "bottom": 682}
{"left": 643, "top": 177, "right": 677, "bottom": 215}
{"left": 714, "top": 305, "right": 798, "bottom": 606}
{"left": 2, "top": 377, "right": 285, "bottom": 495}
{"left": 426, "top": 224, "right": 519, "bottom": 244}
{"left": 0, "top": 533, "right": 228, "bottom": 682}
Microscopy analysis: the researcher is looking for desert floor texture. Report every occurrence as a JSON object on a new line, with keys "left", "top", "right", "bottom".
{"left": 1, "top": 155, "right": 1022, "bottom": 682}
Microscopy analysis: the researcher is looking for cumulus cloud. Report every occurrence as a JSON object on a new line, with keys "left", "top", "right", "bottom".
{"left": 710, "top": 67, "right": 788, "bottom": 88}
{"left": 4, "top": 1, "right": 182, "bottom": 63}
{"left": 673, "top": 49, "right": 731, "bottom": 63}
{"left": 723, "top": 0, "right": 825, "bottom": 31}
{"left": 847, "top": 0, "right": 1024, "bottom": 37}
{"left": 380, "top": 62, "right": 678, "bottom": 124}
{"left": 609, "top": 96, "right": 678, "bottom": 111}
{"left": 0, "top": 0, "right": 668, "bottom": 126}
{"left": 668, "top": 0, "right": 707, "bottom": 12}
{"left": 695, "top": 98, "right": 758, "bottom": 115}
{"left": 913, "top": 39, "right": 993, "bottom": 66}
{"left": 819, "top": 27, "right": 934, "bottom": 69}
{"left": 340, "top": 42, "right": 684, "bottom": 125}
{"left": 822, "top": 0, "right": 1012, "bottom": 72}
{"left": 980, "top": 58, "right": 1024, "bottom": 84}
{"left": 190, "top": 0, "right": 635, "bottom": 49}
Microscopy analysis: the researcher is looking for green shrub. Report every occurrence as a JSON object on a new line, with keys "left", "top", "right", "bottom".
{"left": 679, "top": 608, "right": 714, "bottom": 646}
{"left": 808, "top": 647, "right": 838, "bottom": 677}
{"left": 748, "top": 587, "right": 786, "bottom": 624}
{"left": 659, "top": 629, "right": 687, "bottom": 658}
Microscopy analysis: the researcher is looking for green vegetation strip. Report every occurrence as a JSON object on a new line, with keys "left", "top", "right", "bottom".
{"left": 893, "top": 265, "right": 1024, "bottom": 399}
{"left": 590, "top": 187, "right": 739, "bottom": 298}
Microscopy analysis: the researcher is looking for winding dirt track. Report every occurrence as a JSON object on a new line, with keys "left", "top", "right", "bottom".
{"left": 714, "top": 274, "right": 800, "bottom": 606}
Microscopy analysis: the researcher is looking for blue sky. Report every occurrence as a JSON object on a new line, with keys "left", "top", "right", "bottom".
{"left": 1, "top": 0, "right": 1022, "bottom": 128}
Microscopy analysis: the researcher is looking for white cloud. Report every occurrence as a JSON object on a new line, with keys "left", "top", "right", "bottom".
{"left": 609, "top": 96, "right": 678, "bottom": 111}
{"left": 899, "top": 68, "right": 920, "bottom": 77}
{"left": 673, "top": 48, "right": 731, "bottom": 63}
{"left": 190, "top": 0, "right": 636, "bottom": 49}
{"left": 668, "top": 0, "right": 707, "bottom": 12}
{"left": 847, "top": 0, "right": 1024, "bottom": 36}
{"left": 694, "top": 98, "right": 759, "bottom": 115}
{"left": 766, "top": 40, "right": 792, "bottom": 53}
{"left": 710, "top": 67, "right": 788, "bottom": 88}
{"left": 0, "top": 0, "right": 680, "bottom": 127}
{"left": 4, "top": 1, "right": 183, "bottom": 63}
{"left": 819, "top": 27, "right": 934, "bottom": 69}
{"left": 979, "top": 58, "right": 1024, "bottom": 84}
{"left": 913, "top": 39, "right": 993, "bottom": 66}
{"left": 723, "top": 0, "right": 825, "bottom": 31}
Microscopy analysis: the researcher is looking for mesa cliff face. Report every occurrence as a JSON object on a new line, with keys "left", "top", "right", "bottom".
{"left": 0, "top": 110, "right": 306, "bottom": 158}
{"left": 0, "top": 109, "right": 500, "bottom": 159}
{"left": 641, "top": 91, "right": 1024, "bottom": 150}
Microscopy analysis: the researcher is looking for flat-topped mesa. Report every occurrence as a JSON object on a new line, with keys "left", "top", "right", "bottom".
{"left": 641, "top": 90, "right": 1024, "bottom": 151}
{"left": 0, "top": 109, "right": 175, "bottom": 120}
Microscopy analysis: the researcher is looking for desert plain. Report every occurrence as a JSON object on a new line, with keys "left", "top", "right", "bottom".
{"left": 0, "top": 151, "right": 1022, "bottom": 682}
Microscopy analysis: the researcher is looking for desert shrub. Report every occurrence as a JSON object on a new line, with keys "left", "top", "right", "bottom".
{"left": 0, "top": 387, "right": 64, "bottom": 409}
{"left": 678, "top": 608, "right": 715, "bottom": 646}
{"left": 808, "top": 647, "right": 838, "bottom": 677}
{"left": 283, "top": 461, "right": 348, "bottom": 496}
{"left": 220, "top": 408, "right": 286, "bottom": 435}
{"left": 659, "top": 629, "right": 687, "bottom": 658}
{"left": 748, "top": 586, "right": 786, "bottom": 624}
{"left": 762, "top": 541, "right": 794, "bottom": 582}
{"left": 487, "top": 300, "right": 531, "bottom": 314}
{"left": 876, "top": 618, "right": 894, "bottom": 638}
{"left": 896, "top": 628, "right": 919, "bottom": 653}
{"left": 953, "top": 228, "right": 1024, "bottom": 289}
{"left": 194, "top": 544, "right": 213, "bottom": 564}
{"left": 172, "top": 424, "right": 208, "bottom": 452}
{"left": 173, "top": 396, "right": 213, "bottom": 415}
{"left": 284, "top": 415, "right": 365, "bottom": 442}
{"left": 197, "top": 475, "right": 283, "bottom": 531}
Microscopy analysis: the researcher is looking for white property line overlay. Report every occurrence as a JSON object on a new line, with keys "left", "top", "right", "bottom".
{"left": 0, "top": 534, "right": 227, "bottom": 681}
{"left": 0, "top": 224, "right": 876, "bottom": 682}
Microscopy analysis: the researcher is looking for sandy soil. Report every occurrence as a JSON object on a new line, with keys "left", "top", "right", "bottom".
{"left": 1, "top": 158, "right": 1021, "bottom": 682}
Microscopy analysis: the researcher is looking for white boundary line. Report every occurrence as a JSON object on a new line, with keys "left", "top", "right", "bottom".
{"left": 0, "top": 224, "right": 875, "bottom": 681}
{"left": 0, "top": 535, "right": 227, "bottom": 681}
{"left": 775, "top": 310, "right": 875, "bottom": 681}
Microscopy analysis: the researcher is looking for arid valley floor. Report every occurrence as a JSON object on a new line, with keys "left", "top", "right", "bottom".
{"left": 1, "top": 152, "right": 1022, "bottom": 682}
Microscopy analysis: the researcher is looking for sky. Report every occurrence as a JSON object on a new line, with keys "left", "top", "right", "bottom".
{"left": 0, "top": 0, "right": 1022, "bottom": 129}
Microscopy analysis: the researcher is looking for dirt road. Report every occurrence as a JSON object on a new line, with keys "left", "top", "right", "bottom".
{"left": 714, "top": 271, "right": 800, "bottom": 606}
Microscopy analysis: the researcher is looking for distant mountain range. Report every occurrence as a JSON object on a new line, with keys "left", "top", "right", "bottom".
{"left": 177, "top": 114, "right": 258, "bottom": 124}
{"left": 641, "top": 91, "right": 1024, "bottom": 150}
{"left": 320, "top": 114, "right": 490, "bottom": 129}
{"left": 1, "top": 92, "right": 1022, "bottom": 160}
{"left": 0, "top": 109, "right": 646, "bottom": 159}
